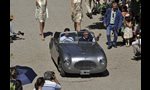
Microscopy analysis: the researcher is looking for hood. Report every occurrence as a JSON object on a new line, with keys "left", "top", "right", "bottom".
{"left": 60, "top": 43, "right": 104, "bottom": 57}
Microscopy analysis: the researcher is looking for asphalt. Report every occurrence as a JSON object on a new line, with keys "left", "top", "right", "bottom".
{"left": 10, "top": 0, "right": 141, "bottom": 90}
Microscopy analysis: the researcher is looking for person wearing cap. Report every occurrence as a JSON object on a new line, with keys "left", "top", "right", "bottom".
{"left": 103, "top": 1, "right": 122, "bottom": 49}
{"left": 10, "top": 14, "right": 21, "bottom": 35}
{"left": 42, "top": 71, "right": 61, "bottom": 90}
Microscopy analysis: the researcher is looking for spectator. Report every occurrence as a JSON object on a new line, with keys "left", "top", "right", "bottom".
{"left": 118, "top": 0, "right": 126, "bottom": 7}
{"left": 10, "top": 14, "right": 21, "bottom": 35}
{"left": 10, "top": 68, "right": 18, "bottom": 83}
{"left": 123, "top": 14, "right": 133, "bottom": 47}
{"left": 121, "top": 6, "right": 128, "bottom": 16}
{"left": 103, "top": 1, "right": 122, "bottom": 49}
{"left": 85, "top": 0, "right": 93, "bottom": 19}
{"left": 92, "top": 0, "right": 100, "bottom": 15}
{"left": 71, "top": 0, "right": 83, "bottom": 31}
{"left": 14, "top": 80, "right": 23, "bottom": 90}
{"left": 96, "top": 0, "right": 107, "bottom": 14}
{"left": 42, "top": 71, "right": 61, "bottom": 90}
{"left": 134, "top": 15, "right": 141, "bottom": 35}
{"left": 130, "top": 0, "right": 140, "bottom": 17}
{"left": 121, "top": 5, "right": 128, "bottom": 44}
{"left": 34, "top": 77, "right": 45, "bottom": 90}
{"left": 128, "top": 10, "right": 133, "bottom": 21}
{"left": 35, "top": 0, "right": 48, "bottom": 41}
{"left": 131, "top": 33, "right": 141, "bottom": 60}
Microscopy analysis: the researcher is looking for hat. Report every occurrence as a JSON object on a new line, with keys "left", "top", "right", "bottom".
{"left": 10, "top": 14, "right": 14, "bottom": 20}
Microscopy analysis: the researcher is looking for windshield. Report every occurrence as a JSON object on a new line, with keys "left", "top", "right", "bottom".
{"left": 59, "top": 31, "right": 96, "bottom": 43}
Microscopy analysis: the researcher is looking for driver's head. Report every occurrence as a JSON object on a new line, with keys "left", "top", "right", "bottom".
{"left": 83, "top": 31, "right": 89, "bottom": 39}
{"left": 64, "top": 28, "right": 70, "bottom": 37}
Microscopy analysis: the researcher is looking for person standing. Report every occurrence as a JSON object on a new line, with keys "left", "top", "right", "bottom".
{"left": 85, "top": 0, "right": 93, "bottom": 19}
{"left": 103, "top": 1, "right": 122, "bottom": 49}
{"left": 123, "top": 14, "right": 133, "bottom": 47}
{"left": 121, "top": 6, "right": 128, "bottom": 44}
{"left": 35, "top": 0, "right": 48, "bottom": 41}
{"left": 14, "top": 80, "right": 24, "bottom": 90}
{"left": 130, "top": 0, "right": 140, "bottom": 17}
{"left": 71, "top": 0, "right": 83, "bottom": 31}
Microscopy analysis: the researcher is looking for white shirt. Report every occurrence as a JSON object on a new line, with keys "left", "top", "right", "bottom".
{"left": 60, "top": 36, "right": 74, "bottom": 42}
{"left": 132, "top": 39, "right": 141, "bottom": 46}
{"left": 42, "top": 80, "right": 61, "bottom": 90}
{"left": 110, "top": 9, "right": 116, "bottom": 24}
{"left": 10, "top": 22, "right": 17, "bottom": 35}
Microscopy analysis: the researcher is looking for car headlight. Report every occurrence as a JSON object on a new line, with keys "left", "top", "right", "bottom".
{"left": 99, "top": 58, "right": 106, "bottom": 65}
{"left": 64, "top": 59, "right": 71, "bottom": 67}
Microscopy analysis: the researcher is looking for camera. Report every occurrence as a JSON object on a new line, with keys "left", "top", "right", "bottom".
{"left": 136, "top": 32, "right": 141, "bottom": 39}
{"left": 51, "top": 71, "right": 55, "bottom": 79}
{"left": 19, "top": 31, "right": 24, "bottom": 36}
{"left": 52, "top": 71, "right": 55, "bottom": 75}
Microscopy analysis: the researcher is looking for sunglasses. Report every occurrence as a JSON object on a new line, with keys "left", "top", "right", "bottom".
{"left": 113, "top": 13, "right": 115, "bottom": 18}
{"left": 84, "top": 34, "right": 88, "bottom": 36}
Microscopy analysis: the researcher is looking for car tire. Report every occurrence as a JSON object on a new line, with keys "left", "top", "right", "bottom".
{"left": 60, "top": 66, "right": 66, "bottom": 77}
{"left": 58, "top": 58, "right": 67, "bottom": 77}
{"left": 100, "top": 69, "right": 109, "bottom": 77}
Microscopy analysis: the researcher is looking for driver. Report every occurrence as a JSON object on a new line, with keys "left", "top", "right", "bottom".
{"left": 60, "top": 28, "right": 74, "bottom": 42}
{"left": 79, "top": 31, "right": 93, "bottom": 41}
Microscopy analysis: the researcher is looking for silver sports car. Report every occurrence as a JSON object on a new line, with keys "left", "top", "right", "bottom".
{"left": 49, "top": 31, "right": 107, "bottom": 77}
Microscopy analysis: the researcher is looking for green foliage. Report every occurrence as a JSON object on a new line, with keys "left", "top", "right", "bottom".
{"left": 10, "top": 82, "right": 15, "bottom": 90}
{"left": 10, "top": 53, "right": 13, "bottom": 57}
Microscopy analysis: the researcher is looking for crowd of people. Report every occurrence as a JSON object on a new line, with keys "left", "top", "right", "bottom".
{"left": 84, "top": 0, "right": 141, "bottom": 60}
{"left": 10, "top": 0, "right": 141, "bottom": 89}
{"left": 10, "top": 68, "right": 61, "bottom": 90}
{"left": 102, "top": 0, "right": 141, "bottom": 60}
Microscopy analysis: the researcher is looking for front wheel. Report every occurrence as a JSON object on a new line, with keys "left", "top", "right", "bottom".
{"left": 58, "top": 58, "right": 67, "bottom": 77}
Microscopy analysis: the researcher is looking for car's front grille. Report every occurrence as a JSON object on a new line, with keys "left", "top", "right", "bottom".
{"left": 74, "top": 61, "right": 97, "bottom": 70}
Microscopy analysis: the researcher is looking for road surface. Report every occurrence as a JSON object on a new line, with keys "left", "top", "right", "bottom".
{"left": 10, "top": 0, "right": 141, "bottom": 90}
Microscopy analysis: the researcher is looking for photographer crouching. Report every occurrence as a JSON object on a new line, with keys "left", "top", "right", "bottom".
{"left": 10, "top": 14, "right": 24, "bottom": 43}
{"left": 131, "top": 33, "right": 141, "bottom": 60}
{"left": 42, "top": 71, "right": 61, "bottom": 90}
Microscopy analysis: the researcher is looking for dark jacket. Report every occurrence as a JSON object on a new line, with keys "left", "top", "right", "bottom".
{"left": 104, "top": 8, "right": 122, "bottom": 30}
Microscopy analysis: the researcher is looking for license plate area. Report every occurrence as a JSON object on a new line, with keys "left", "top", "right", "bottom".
{"left": 80, "top": 70, "right": 90, "bottom": 75}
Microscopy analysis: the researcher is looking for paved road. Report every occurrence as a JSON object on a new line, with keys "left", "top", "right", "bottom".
{"left": 10, "top": 0, "right": 141, "bottom": 90}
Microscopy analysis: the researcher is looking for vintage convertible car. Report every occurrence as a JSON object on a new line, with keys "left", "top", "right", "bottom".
{"left": 49, "top": 31, "right": 107, "bottom": 77}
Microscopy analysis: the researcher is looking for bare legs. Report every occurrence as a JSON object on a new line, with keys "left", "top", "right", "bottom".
{"left": 125, "top": 38, "right": 130, "bottom": 46}
{"left": 74, "top": 22, "right": 77, "bottom": 31}
{"left": 40, "top": 22, "right": 45, "bottom": 40}
{"left": 74, "top": 22, "right": 81, "bottom": 31}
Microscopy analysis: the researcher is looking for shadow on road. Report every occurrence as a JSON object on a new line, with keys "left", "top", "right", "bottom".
{"left": 40, "top": 31, "right": 53, "bottom": 38}
{"left": 86, "top": 22, "right": 106, "bottom": 30}
{"left": 10, "top": 35, "right": 25, "bottom": 43}
{"left": 66, "top": 69, "right": 109, "bottom": 78}
{"left": 105, "top": 41, "right": 125, "bottom": 47}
